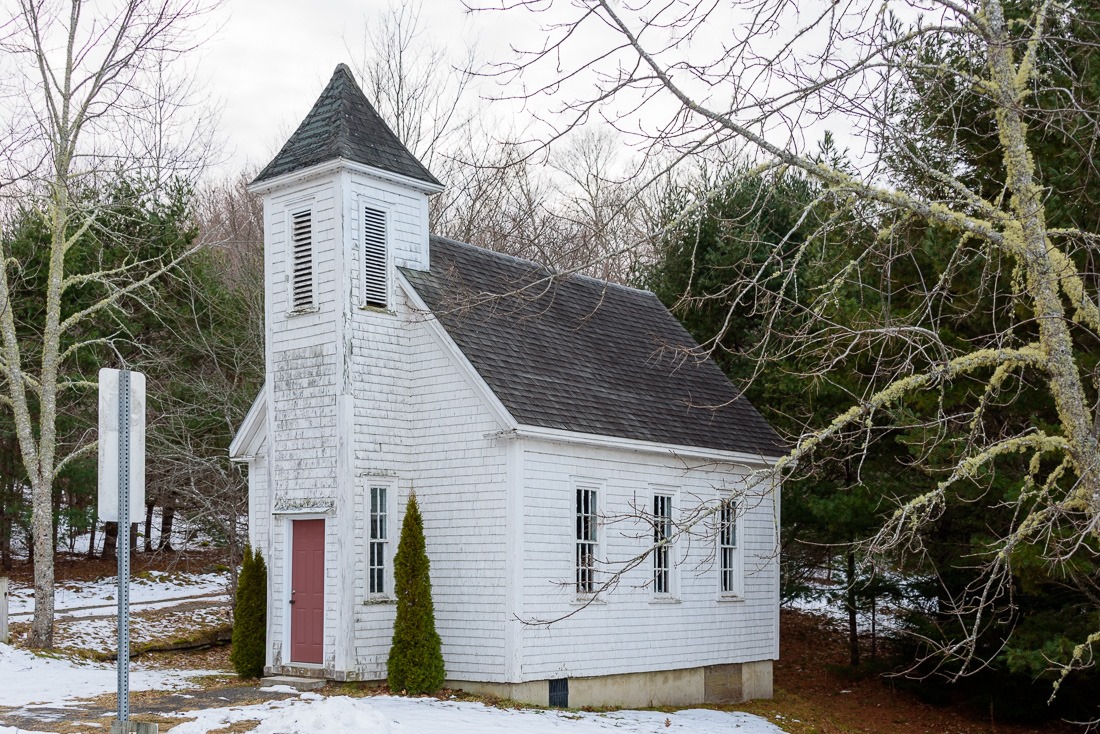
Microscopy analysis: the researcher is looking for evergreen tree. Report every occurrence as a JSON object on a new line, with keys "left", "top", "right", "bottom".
{"left": 387, "top": 493, "right": 444, "bottom": 694}
{"left": 230, "top": 545, "right": 267, "bottom": 679}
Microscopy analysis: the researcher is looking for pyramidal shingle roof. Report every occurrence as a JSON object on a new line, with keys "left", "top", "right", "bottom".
{"left": 253, "top": 64, "right": 442, "bottom": 187}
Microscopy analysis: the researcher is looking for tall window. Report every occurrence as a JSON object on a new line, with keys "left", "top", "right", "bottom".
{"left": 719, "top": 500, "right": 739, "bottom": 595}
{"left": 362, "top": 206, "right": 387, "bottom": 308}
{"left": 290, "top": 209, "right": 313, "bottom": 311}
{"left": 653, "top": 494, "right": 672, "bottom": 594}
{"left": 369, "top": 486, "right": 388, "bottom": 595}
{"left": 576, "top": 486, "right": 598, "bottom": 594}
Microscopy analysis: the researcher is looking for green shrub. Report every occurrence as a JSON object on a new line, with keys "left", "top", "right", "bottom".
{"left": 387, "top": 493, "right": 445, "bottom": 694}
{"left": 230, "top": 545, "right": 267, "bottom": 679}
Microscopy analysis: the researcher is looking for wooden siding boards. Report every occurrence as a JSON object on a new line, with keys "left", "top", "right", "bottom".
{"left": 517, "top": 440, "right": 778, "bottom": 681}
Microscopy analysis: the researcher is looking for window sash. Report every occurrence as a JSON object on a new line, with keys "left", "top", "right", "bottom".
{"left": 576, "top": 487, "right": 598, "bottom": 594}
{"left": 369, "top": 486, "right": 387, "bottom": 595}
{"left": 719, "top": 500, "right": 739, "bottom": 594}
{"left": 653, "top": 494, "right": 672, "bottom": 595}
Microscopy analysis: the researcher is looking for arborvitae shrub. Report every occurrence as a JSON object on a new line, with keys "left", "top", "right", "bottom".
{"left": 230, "top": 545, "right": 267, "bottom": 679}
{"left": 387, "top": 493, "right": 445, "bottom": 694}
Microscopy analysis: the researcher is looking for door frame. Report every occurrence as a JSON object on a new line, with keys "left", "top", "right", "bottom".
{"left": 283, "top": 513, "right": 327, "bottom": 668}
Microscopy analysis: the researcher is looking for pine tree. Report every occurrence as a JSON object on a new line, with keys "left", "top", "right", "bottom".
{"left": 230, "top": 545, "right": 267, "bottom": 679}
{"left": 387, "top": 493, "right": 444, "bottom": 694}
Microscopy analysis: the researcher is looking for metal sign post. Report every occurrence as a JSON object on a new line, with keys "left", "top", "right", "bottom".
{"left": 98, "top": 368, "right": 152, "bottom": 734}
{"left": 116, "top": 369, "right": 131, "bottom": 727}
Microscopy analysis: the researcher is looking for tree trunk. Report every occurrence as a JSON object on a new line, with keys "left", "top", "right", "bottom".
{"left": 871, "top": 593, "right": 877, "bottom": 662}
{"left": 0, "top": 437, "right": 11, "bottom": 570}
{"left": 86, "top": 517, "right": 97, "bottom": 560}
{"left": 102, "top": 522, "right": 118, "bottom": 559}
{"left": 159, "top": 506, "right": 175, "bottom": 552}
{"left": 144, "top": 501, "right": 155, "bottom": 553}
{"left": 846, "top": 550, "right": 860, "bottom": 667}
{"left": 985, "top": 0, "right": 1100, "bottom": 511}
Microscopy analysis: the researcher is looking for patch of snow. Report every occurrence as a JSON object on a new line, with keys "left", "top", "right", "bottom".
{"left": 259, "top": 685, "right": 303, "bottom": 694}
{"left": 164, "top": 694, "right": 786, "bottom": 734}
{"left": 0, "top": 642, "right": 207, "bottom": 708}
{"left": 8, "top": 571, "right": 228, "bottom": 618}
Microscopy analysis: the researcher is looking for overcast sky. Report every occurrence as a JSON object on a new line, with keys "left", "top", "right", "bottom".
{"left": 199, "top": 0, "right": 514, "bottom": 177}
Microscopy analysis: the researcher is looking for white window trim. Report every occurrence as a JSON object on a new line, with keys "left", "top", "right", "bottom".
{"left": 284, "top": 201, "right": 318, "bottom": 315}
{"left": 357, "top": 199, "right": 395, "bottom": 312}
{"left": 572, "top": 477, "right": 603, "bottom": 599}
{"left": 365, "top": 482, "right": 394, "bottom": 602}
{"left": 717, "top": 497, "right": 744, "bottom": 600}
{"left": 651, "top": 487, "right": 679, "bottom": 600}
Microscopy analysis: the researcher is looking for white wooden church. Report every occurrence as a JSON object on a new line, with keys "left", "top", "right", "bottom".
{"left": 230, "top": 64, "right": 783, "bottom": 708}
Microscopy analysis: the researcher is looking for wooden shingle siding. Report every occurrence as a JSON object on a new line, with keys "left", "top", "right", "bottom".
{"left": 518, "top": 442, "right": 778, "bottom": 681}
{"left": 347, "top": 285, "right": 510, "bottom": 680}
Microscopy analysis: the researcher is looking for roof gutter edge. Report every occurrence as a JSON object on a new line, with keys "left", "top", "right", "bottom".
{"left": 501, "top": 424, "right": 783, "bottom": 467}
{"left": 249, "top": 158, "right": 445, "bottom": 195}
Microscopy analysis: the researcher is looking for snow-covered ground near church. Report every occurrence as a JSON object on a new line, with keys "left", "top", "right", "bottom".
{"left": 0, "top": 649, "right": 788, "bottom": 734}
{"left": 0, "top": 642, "right": 209, "bottom": 708}
{"left": 7, "top": 571, "right": 229, "bottom": 618}
{"left": 0, "top": 688, "right": 788, "bottom": 734}
{"left": 5, "top": 570, "right": 231, "bottom": 654}
{"left": 1, "top": 570, "right": 786, "bottom": 733}
{"left": 166, "top": 694, "right": 788, "bottom": 734}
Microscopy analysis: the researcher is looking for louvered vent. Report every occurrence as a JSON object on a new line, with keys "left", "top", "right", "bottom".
{"left": 290, "top": 209, "right": 313, "bottom": 311}
{"left": 363, "top": 206, "right": 387, "bottom": 308}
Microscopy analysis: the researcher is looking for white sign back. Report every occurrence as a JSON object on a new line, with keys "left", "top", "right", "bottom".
{"left": 97, "top": 368, "right": 146, "bottom": 522}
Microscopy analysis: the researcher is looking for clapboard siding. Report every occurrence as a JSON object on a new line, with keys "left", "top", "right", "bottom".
{"left": 348, "top": 282, "right": 510, "bottom": 680}
{"left": 517, "top": 441, "right": 779, "bottom": 680}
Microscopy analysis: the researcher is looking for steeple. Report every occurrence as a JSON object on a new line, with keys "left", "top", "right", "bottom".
{"left": 253, "top": 64, "right": 441, "bottom": 188}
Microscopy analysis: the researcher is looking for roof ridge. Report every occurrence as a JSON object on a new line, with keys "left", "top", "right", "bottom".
{"left": 428, "top": 234, "right": 656, "bottom": 298}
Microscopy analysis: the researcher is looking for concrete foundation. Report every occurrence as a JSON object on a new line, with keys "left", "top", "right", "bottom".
{"left": 446, "top": 660, "right": 774, "bottom": 708}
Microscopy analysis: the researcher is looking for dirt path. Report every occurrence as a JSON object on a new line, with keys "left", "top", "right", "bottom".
{"left": 0, "top": 685, "right": 295, "bottom": 732}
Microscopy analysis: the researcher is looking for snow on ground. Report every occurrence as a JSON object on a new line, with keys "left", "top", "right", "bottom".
{"left": 7, "top": 571, "right": 228, "bottom": 618}
{"left": 5, "top": 570, "right": 230, "bottom": 655}
{"left": 166, "top": 693, "right": 786, "bottom": 734}
{"left": 60, "top": 605, "right": 230, "bottom": 651}
{"left": 0, "top": 642, "right": 207, "bottom": 708}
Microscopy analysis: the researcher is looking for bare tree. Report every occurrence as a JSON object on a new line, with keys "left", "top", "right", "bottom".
{"left": 350, "top": 0, "right": 477, "bottom": 174}
{"left": 476, "top": 0, "right": 1100, "bottom": 684}
{"left": 0, "top": 0, "right": 215, "bottom": 648}
{"left": 352, "top": 2, "right": 651, "bottom": 282}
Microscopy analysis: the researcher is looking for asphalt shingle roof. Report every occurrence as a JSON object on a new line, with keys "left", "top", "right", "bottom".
{"left": 253, "top": 64, "right": 441, "bottom": 187}
{"left": 402, "top": 237, "right": 784, "bottom": 457}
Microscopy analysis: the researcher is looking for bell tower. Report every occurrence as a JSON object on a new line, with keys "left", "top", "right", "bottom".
{"left": 247, "top": 64, "right": 442, "bottom": 674}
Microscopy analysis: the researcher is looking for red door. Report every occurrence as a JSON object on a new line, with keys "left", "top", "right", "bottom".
{"left": 290, "top": 519, "right": 325, "bottom": 664}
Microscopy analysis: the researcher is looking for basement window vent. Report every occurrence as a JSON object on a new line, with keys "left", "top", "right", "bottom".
{"left": 290, "top": 209, "right": 314, "bottom": 311}
{"left": 548, "top": 678, "right": 569, "bottom": 708}
{"left": 362, "top": 206, "right": 388, "bottom": 308}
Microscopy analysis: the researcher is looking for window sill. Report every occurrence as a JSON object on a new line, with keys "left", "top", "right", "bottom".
{"left": 569, "top": 595, "right": 608, "bottom": 607}
{"left": 363, "top": 596, "right": 395, "bottom": 605}
{"left": 716, "top": 594, "right": 745, "bottom": 603}
{"left": 649, "top": 596, "right": 682, "bottom": 605}
{"left": 358, "top": 304, "right": 395, "bottom": 316}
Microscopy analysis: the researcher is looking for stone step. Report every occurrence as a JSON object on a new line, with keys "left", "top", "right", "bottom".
{"left": 260, "top": 675, "right": 327, "bottom": 692}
